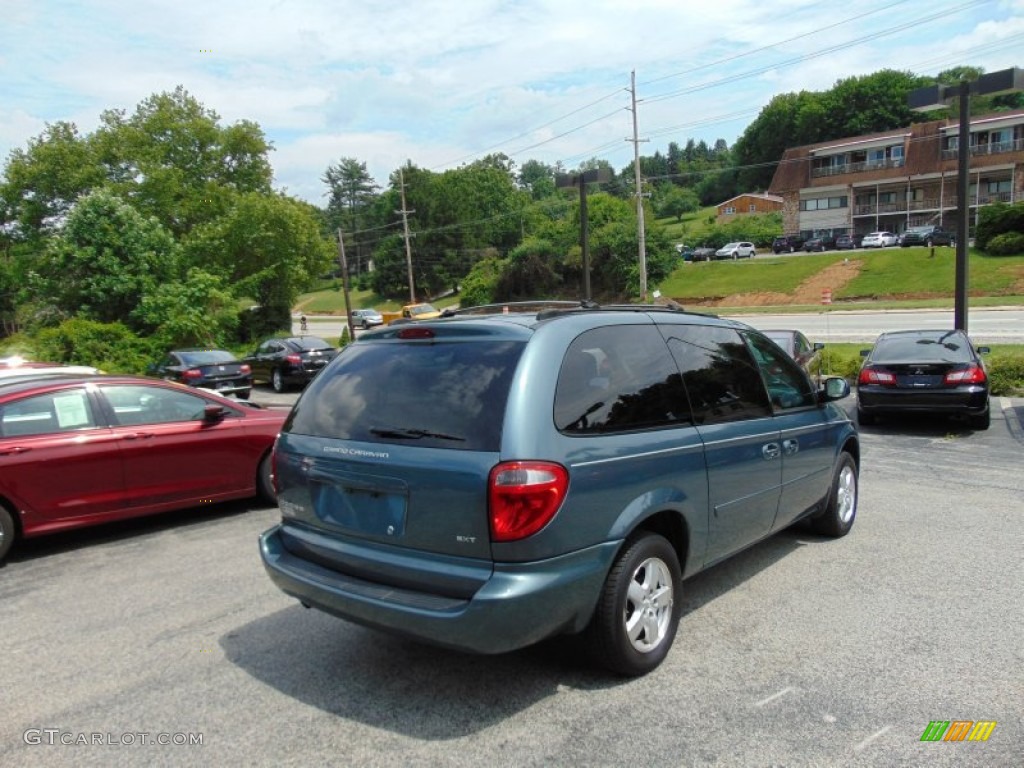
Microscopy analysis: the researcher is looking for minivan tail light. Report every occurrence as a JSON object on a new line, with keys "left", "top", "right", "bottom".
{"left": 489, "top": 461, "right": 569, "bottom": 542}
{"left": 858, "top": 367, "right": 896, "bottom": 386}
{"left": 398, "top": 327, "right": 435, "bottom": 339}
{"left": 944, "top": 364, "right": 986, "bottom": 385}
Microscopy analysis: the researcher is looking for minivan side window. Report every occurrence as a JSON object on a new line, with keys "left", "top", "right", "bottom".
{"left": 743, "top": 331, "right": 817, "bottom": 411}
{"left": 554, "top": 325, "right": 692, "bottom": 434}
{"left": 663, "top": 325, "right": 772, "bottom": 425}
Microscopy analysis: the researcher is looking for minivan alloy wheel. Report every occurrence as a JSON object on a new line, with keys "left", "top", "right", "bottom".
{"left": 625, "top": 556, "right": 674, "bottom": 652}
{"left": 586, "top": 532, "right": 682, "bottom": 676}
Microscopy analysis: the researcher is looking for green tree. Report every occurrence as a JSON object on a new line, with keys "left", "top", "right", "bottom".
{"left": 518, "top": 159, "right": 559, "bottom": 200}
{"left": 135, "top": 267, "right": 238, "bottom": 346}
{"left": 91, "top": 85, "right": 273, "bottom": 237}
{"left": 185, "top": 192, "right": 333, "bottom": 329}
{"left": 0, "top": 121, "right": 104, "bottom": 242}
{"left": 656, "top": 185, "right": 700, "bottom": 221}
{"left": 322, "top": 157, "right": 380, "bottom": 274}
{"left": 36, "top": 190, "right": 179, "bottom": 326}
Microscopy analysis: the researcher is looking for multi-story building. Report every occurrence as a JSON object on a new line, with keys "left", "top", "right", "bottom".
{"left": 768, "top": 109, "right": 1024, "bottom": 240}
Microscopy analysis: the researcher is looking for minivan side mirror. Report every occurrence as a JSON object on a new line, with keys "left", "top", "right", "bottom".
{"left": 819, "top": 376, "right": 850, "bottom": 402}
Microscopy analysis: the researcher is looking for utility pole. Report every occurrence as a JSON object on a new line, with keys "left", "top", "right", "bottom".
{"left": 397, "top": 169, "right": 416, "bottom": 303}
{"left": 628, "top": 70, "right": 650, "bottom": 302}
{"left": 337, "top": 228, "right": 355, "bottom": 342}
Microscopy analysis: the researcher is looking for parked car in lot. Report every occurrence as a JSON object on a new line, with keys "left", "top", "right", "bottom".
{"left": 0, "top": 363, "right": 102, "bottom": 379}
{"left": 261, "top": 301, "right": 858, "bottom": 676}
{"left": 899, "top": 225, "right": 954, "bottom": 247}
{"left": 835, "top": 234, "right": 863, "bottom": 250}
{"left": 856, "top": 329, "right": 990, "bottom": 430}
{"left": 675, "top": 244, "right": 694, "bottom": 261}
{"left": 691, "top": 245, "right": 717, "bottom": 262}
{"left": 861, "top": 231, "right": 898, "bottom": 248}
{"left": 714, "top": 241, "right": 756, "bottom": 259}
{"left": 762, "top": 329, "right": 825, "bottom": 384}
{"left": 350, "top": 308, "right": 384, "bottom": 329}
{"left": 243, "top": 336, "right": 337, "bottom": 393}
{"left": 150, "top": 349, "right": 252, "bottom": 400}
{"left": 0, "top": 374, "right": 288, "bottom": 564}
{"left": 772, "top": 235, "right": 806, "bottom": 254}
{"left": 804, "top": 235, "right": 837, "bottom": 252}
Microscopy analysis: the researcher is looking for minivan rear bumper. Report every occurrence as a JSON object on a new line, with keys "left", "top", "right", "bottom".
{"left": 260, "top": 525, "right": 619, "bottom": 654}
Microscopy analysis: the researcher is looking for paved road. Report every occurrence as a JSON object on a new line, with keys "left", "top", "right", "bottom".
{"left": 730, "top": 307, "right": 1024, "bottom": 345}
{"left": 2, "top": 391, "right": 1022, "bottom": 767}
{"left": 295, "top": 308, "right": 1024, "bottom": 345}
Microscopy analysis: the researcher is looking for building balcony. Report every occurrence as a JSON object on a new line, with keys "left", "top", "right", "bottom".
{"left": 940, "top": 136, "right": 1024, "bottom": 160}
{"left": 811, "top": 157, "right": 905, "bottom": 179}
{"left": 852, "top": 191, "right": 1012, "bottom": 217}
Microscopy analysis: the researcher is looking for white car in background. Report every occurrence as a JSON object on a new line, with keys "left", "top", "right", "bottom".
{"left": 862, "top": 231, "right": 898, "bottom": 248}
{"left": 714, "top": 241, "right": 757, "bottom": 259}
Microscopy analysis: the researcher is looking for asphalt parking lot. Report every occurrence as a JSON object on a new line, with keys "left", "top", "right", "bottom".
{"left": 2, "top": 388, "right": 1022, "bottom": 767}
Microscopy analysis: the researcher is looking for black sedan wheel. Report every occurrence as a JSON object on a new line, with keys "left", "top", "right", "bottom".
{"left": 969, "top": 407, "right": 990, "bottom": 431}
{"left": 272, "top": 369, "right": 285, "bottom": 393}
{"left": 257, "top": 453, "right": 276, "bottom": 503}
{"left": 586, "top": 532, "right": 681, "bottom": 676}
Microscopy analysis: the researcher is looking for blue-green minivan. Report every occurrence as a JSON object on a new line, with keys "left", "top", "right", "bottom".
{"left": 260, "top": 303, "right": 858, "bottom": 676}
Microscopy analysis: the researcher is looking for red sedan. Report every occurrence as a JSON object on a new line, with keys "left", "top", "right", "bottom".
{"left": 0, "top": 374, "right": 288, "bottom": 564}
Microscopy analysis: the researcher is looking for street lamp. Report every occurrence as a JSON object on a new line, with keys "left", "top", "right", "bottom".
{"left": 909, "top": 67, "right": 1024, "bottom": 334}
{"left": 556, "top": 168, "right": 612, "bottom": 301}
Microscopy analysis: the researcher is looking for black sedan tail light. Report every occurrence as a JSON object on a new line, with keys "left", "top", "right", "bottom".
{"left": 943, "top": 364, "right": 986, "bottom": 386}
{"left": 858, "top": 367, "right": 895, "bottom": 386}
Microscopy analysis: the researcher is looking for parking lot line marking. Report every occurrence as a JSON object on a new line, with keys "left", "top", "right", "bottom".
{"left": 853, "top": 726, "right": 891, "bottom": 753}
{"left": 753, "top": 687, "right": 794, "bottom": 707}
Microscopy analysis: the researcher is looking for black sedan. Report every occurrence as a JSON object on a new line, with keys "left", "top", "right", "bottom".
{"left": 762, "top": 329, "right": 825, "bottom": 384}
{"left": 151, "top": 349, "right": 252, "bottom": 399}
{"left": 804, "top": 235, "right": 837, "bottom": 252}
{"left": 691, "top": 245, "right": 717, "bottom": 262}
{"left": 243, "top": 336, "right": 337, "bottom": 392}
{"left": 856, "top": 329, "right": 990, "bottom": 429}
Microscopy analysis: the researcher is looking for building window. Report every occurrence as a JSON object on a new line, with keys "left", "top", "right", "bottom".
{"left": 724, "top": 206, "right": 735, "bottom": 215}
{"left": 749, "top": 204, "right": 757, "bottom": 212}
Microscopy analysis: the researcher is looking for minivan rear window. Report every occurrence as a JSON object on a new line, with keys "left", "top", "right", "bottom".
{"left": 284, "top": 340, "right": 525, "bottom": 451}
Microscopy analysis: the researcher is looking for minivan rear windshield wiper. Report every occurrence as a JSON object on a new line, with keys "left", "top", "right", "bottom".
{"left": 369, "top": 426, "right": 465, "bottom": 442}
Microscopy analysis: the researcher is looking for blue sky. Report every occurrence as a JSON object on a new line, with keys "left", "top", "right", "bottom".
{"left": 2, "top": 0, "right": 1023, "bottom": 204}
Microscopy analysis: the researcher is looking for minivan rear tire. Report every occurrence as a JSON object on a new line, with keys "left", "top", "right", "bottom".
{"left": 585, "top": 532, "right": 681, "bottom": 676}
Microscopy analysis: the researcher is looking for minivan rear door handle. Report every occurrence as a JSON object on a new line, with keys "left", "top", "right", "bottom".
{"left": 782, "top": 438, "right": 799, "bottom": 455}
{"left": 762, "top": 442, "right": 781, "bottom": 460}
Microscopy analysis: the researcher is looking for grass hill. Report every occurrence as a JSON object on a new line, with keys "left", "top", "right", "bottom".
{"left": 296, "top": 247, "right": 1024, "bottom": 315}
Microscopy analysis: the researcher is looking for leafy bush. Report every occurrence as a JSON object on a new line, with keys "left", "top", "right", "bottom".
{"left": 819, "top": 348, "right": 864, "bottom": 381}
{"left": 975, "top": 200, "right": 1024, "bottom": 250}
{"left": 33, "top": 318, "right": 158, "bottom": 373}
{"left": 986, "top": 352, "right": 1024, "bottom": 396}
{"left": 985, "top": 232, "right": 1024, "bottom": 256}
{"left": 459, "top": 256, "right": 504, "bottom": 308}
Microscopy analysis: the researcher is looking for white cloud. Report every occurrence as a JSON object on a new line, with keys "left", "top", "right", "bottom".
{"left": 2, "top": 0, "right": 1022, "bottom": 202}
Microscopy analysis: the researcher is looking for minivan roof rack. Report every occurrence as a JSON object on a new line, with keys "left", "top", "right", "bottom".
{"left": 440, "top": 300, "right": 588, "bottom": 318}
{"left": 439, "top": 299, "right": 716, "bottom": 322}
